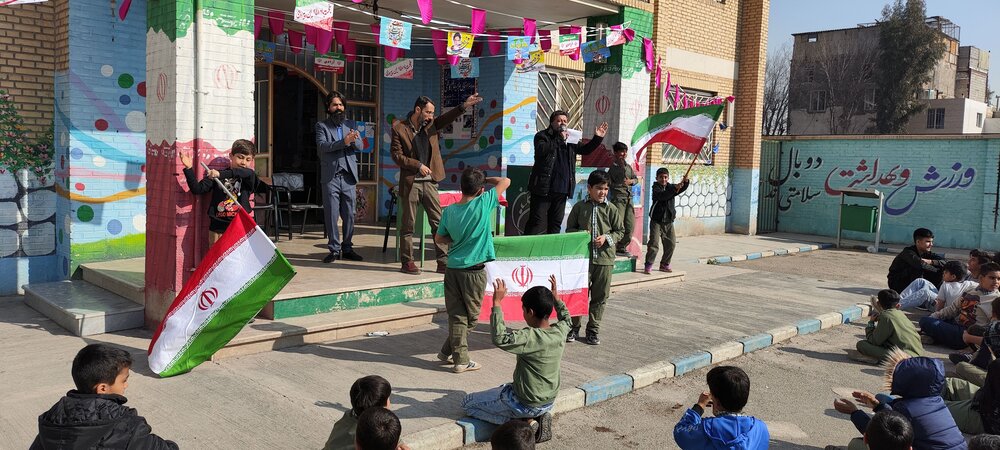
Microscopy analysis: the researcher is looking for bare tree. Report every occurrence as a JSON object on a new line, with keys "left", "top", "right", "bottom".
{"left": 762, "top": 44, "right": 790, "bottom": 136}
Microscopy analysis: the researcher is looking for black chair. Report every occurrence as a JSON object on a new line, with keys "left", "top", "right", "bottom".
{"left": 250, "top": 176, "right": 282, "bottom": 242}
{"left": 382, "top": 186, "right": 398, "bottom": 253}
{"left": 273, "top": 172, "right": 324, "bottom": 240}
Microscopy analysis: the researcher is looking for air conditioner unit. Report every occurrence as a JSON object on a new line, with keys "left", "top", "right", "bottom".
{"left": 924, "top": 89, "right": 937, "bottom": 99}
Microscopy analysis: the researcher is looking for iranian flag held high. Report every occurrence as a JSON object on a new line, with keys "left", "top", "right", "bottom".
{"left": 148, "top": 209, "right": 295, "bottom": 377}
{"left": 630, "top": 104, "right": 724, "bottom": 164}
{"left": 479, "top": 232, "right": 590, "bottom": 321}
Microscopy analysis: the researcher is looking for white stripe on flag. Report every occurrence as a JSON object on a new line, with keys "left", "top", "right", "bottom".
{"left": 485, "top": 258, "right": 589, "bottom": 295}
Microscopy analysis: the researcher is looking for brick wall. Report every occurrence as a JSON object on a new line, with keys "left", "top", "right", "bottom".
{"left": 0, "top": 1, "right": 57, "bottom": 139}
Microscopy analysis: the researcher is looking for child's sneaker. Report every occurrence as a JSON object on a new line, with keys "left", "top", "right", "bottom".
{"left": 566, "top": 327, "right": 579, "bottom": 343}
{"left": 582, "top": 332, "right": 601, "bottom": 345}
{"left": 920, "top": 335, "right": 935, "bottom": 345}
{"left": 949, "top": 352, "right": 974, "bottom": 365}
{"left": 643, "top": 263, "right": 652, "bottom": 274}
{"left": 453, "top": 361, "right": 481, "bottom": 373}
{"left": 659, "top": 264, "right": 672, "bottom": 273}
{"left": 534, "top": 412, "right": 553, "bottom": 443}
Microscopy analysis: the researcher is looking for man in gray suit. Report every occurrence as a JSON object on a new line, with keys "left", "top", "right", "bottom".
{"left": 316, "top": 91, "right": 363, "bottom": 263}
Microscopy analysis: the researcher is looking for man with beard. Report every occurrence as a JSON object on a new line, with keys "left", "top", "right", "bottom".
{"left": 316, "top": 91, "right": 364, "bottom": 264}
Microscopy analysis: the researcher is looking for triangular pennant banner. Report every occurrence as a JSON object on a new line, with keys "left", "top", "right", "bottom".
{"left": 523, "top": 18, "right": 536, "bottom": 44}
{"left": 268, "top": 11, "right": 285, "bottom": 36}
{"left": 288, "top": 30, "right": 303, "bottom": 54}
{"left": 417, "top": 0, "right": 433, "bottom": 25}
{"left": 471, "top": 9, "right": 487, "bottom": 35}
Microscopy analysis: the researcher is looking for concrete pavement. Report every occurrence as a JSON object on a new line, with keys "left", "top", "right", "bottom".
{"left": 0, "top": 232, "right": 933, "bottom": 449}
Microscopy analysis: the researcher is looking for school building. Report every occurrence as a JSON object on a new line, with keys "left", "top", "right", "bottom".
{"left": 0, "top": 0, "right": 769, "bottom": 336}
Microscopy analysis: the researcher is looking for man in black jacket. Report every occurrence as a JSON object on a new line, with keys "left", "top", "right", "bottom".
{"left": 31, "top": 344, "right": 177, "bottom": 450}
{"left": 644, "top": 167, "right": 689, "bottom": 274}
{"left": 887, "top": 227, "right": 945, "bottom": 293}
{"left": 525, "top": 111, "right": 608, "bottom": 235}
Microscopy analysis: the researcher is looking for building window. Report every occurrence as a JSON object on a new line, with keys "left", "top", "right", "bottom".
{"left": 660, "top": 87, "right": 717, "bottom": 164}
{"left": 977, "top": 113, "right": 984, "bottom": 128}
{"left": 864, "top": 88, "right": 876, "bottom": 112}
{"left": 338, "top": 44, "right": 380, "bottom": 182}
{"left": 536, "top": 70, "right": 585, "bottom": 132}
{"left": 808, "top": 90, "right": 828, "bottom": 112}
{"left": 805, "top": 67, "right": 815, "bottom": 83}
{"left": 926, "top": 108, "right": 946, "bottom": 129}
{"left": 807, "top": 34, "right": 818, "bottom": 43}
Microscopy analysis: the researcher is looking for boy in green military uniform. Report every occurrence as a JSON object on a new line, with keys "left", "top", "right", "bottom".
{"left": 608, "top": 142, "right": 638, "bottom": 256}
{"left": 565, "top": 170, "right": 625, "bottom": 345}
{"left": 850, "top": 289, "right": 925, "bottom": 364}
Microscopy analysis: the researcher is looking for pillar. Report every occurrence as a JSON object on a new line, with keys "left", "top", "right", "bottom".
{"left": 145, "top": 1, "right": 254, "bottom": 328}
{"left": 499, "top": 45, "right": 541, "bottom": 235}
{"left": 728, "top": 0, "right": 769, "bottom": 235}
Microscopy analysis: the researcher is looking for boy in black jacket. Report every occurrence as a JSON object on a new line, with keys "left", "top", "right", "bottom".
{"left": 887, "top": 228, "right": 945, "bottom": 293}
{"left": 31, "top": 344, "right": 177, "bottom": 449}
{"left": 643, "top": 167, "right": 689, "bottom": 274}
{"left": 180, "top": 139, "right": 269, "bottom": 245}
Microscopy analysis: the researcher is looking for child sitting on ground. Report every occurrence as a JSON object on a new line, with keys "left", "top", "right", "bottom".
{"left": 887, "top": 228, "right": 945, "bottom": 294}
{"left": 323, "top": 375, "right": 392, "bottom": 450}
{"left": 969, "top": 249, "right": 993, "bottom": 281}
{"left": 857, "top": 411, "right": 914, "bottom": 450}
{"left": 30, "top": 344, "right": 178, "bottom": 449}
{"left": 490, "top": 420, "right": 536, "bottom": 450}
{"left": 920, "top": 262, "right": 1000, "bottom": 350}
{"left": 462, "top": 275, "right": 570, "bottom": 444}
{"left": 831, "top": 349, "right": 966, "bottom": 450}
{"left": 940, "top": 358, "right": 1000, "bottom": 436}
{"left": 673, "top": 365, "right": 769, "bottom": 449}
{"left": 850, "top": 289, "right": 924, "bottom": 364}
{"left": 565, "top": 170, "right": 624, "bottom": 345}
{"left": 354, "top": 407, "right": 410, "bottom": 450}
{"left": 900, "top": 260, "right": 974, "bottom": 311}
{"left": 950, "top": 298, "right": 1000, "bottom": 386}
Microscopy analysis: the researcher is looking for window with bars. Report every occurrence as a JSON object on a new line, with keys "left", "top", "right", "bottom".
{"left": 338, "top": 44, "right": 380, "bottom": 182}
{"left": 536, "top": 70, "right": 585, "bottom": 132}
{"left": 659, "top": 86, "right": 717, "bottom": 164}
{"left": 926, "top": 108, "right": 946, "bottom": 129}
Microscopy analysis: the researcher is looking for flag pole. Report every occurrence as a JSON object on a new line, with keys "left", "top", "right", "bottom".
{"left": 682, "top": 152, "right": 698, "bottom": 180}
{"left": 200, "top": 162, "right": 244, "bottom": 212}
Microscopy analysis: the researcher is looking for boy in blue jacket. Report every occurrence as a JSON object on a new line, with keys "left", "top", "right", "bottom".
{"left": 673, "top": 365, "right": 769, "bottom": 450}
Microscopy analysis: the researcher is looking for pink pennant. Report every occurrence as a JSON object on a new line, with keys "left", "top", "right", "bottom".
{"left": 345, "top": 40, "right": 357, "bottom": 63}
{"left": 665, "top": 72, "right": 671, "bottom": 96}
{"left": 254, "top": 15, "right": 262, "bottom": 39}
{"left": 471, "top": 9, "right": 487, "bottom": 35}
{"left": 487, "top": 30, "right": 501, "bottom": 56}
{"left": 610, "top": 25, "right": 636, "bottom": 43}
{"left": 118, "top": 0, "right": 132, "bottom": 20}
{"left": 655, "top": 57, "right": 662, "bottom": 88}
{"left": 333, "top": 21, "right": 350, "bottom": 47}
{"left": 306, "top": 25, "right": 318, "bottom": 45}
{"left": 569, "top": 26, "right": 582, "bottom": 61}
{"left": 539, "top": 30, "right": 552, "bottom": 52}
{"left": 288, "top": 30, "right": 303, "bottom": 54}
{"left": 448, "top": 54, "right": 461, "bottom": 66}
{"left": 385, "top": 47, "right": 403, "bottom": 62}
{"left": 673, "top": 84, "right": 680, "bottom": 108}
{"left": 432, "top": 30, "right": 447, "bottom": 64}
{"left": 317, "top": 27, "right": 334, "bottom": 55}
{"left": 417, "top": 0, "right": 433, "bottom": 25}
{"left": 642, "top": 38, "right": 654, "bottom": 71}
{"left": 353, "top": 0, "right": 363, "bottom": 2}
{"left": 726, "top": 95, "right": 736, "bottom": 103}
{"left": 268, "top": 11, "right": 285, "bottom": 36}
{"left": 523, "top": 18, "right": 536, "bottom": 44}
{"left": 371, "top": 23, "right": 380, "bottom": 45}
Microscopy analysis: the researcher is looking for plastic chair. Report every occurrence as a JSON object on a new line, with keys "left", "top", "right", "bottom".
{"left": 250, "top": 176, "right": 282, "bottom": 242}
{"left": 272, "top": 172, "right": 324, "bottom": 240}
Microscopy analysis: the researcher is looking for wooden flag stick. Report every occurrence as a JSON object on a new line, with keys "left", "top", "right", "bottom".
{"left": 682, "top": 151, "right": 698, "bottom": 180}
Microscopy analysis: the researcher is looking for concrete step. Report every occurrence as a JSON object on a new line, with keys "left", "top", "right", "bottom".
{"left": 215, "top": 269, "right": 686, "bottom": 360}
{"left": 80, "top": 258, "right": 145, "bottom": 305}
{"left": 24, "top": 280, "right": 144, "bottom": 336}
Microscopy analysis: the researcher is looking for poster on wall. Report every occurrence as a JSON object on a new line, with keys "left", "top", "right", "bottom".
{"left": 356, "top": 121, "right": 376, "bottom": 153}
{"left": 507, "top": 36, "right": 539, "bottom": 61}
{"left": 440, "top": 67, "right": 477, "bottom": 139}
{"left": 515, "top": 50, "right": 545, "bottom": 74}
{"left": 384, "top": 58, "right": 414, "bottom": 79}
{"left": 559, "top": 34, "right": 580, "bottom": 57}
{"left": 379, "top": 17, "right": 412, "bottom": 49}
{"left": 293, "top": 0, "right": 334, "bottom": 31}
{"left": 255, "top": 40, "right": 276, "bottom": 63}
{"left": 447, "top": 32, "right": 474, "bottom": 58}
{"left": 315, "top": 53, "right": 346, "bottom": 74}
{"left": 451, "top": 58, "right": 479, "bottom": 78}
{"left": 581, "top": 39, "right": 610, "bottom": 63}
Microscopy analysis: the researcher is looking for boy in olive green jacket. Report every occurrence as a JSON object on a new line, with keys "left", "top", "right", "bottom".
{"left": 851, "top": 289, "right": 925, "bottom": 364}
{"left": 565, "top": 170, "right": 625, "bottom": 345}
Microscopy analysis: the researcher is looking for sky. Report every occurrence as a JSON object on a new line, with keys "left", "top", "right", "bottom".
{"left": 768, "top": 0, "right": 999, "bottom": 106}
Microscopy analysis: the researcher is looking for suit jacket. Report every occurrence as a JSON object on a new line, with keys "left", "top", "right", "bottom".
{"left": 316, "top": 118, "right": 360, "bottom": 185}
{"left": 390, "top": 105, "right": 466, "bottom": 185}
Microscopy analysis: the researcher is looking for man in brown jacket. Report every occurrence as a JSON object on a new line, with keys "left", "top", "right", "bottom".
{"left": 391, "top": 93, "right": 483, "bottom": 275}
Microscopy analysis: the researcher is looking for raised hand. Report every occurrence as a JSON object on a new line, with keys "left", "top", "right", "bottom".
{"left": 548, "top": 274, "right": 558, "bottom": 297}
{"left": 345, "top": 129, "right": 360, "bottom": 146}
{"left": 493, "top": 278, "right": 507, "bottom": 302}
{"left": 463, "top": 93, "right": 484, "bottom": 110}
{"left": 595, "top": 122, "right": 609, "bottom": 137}
{"left": 697, "top": 392, "right": 713, "bottom": 409}
{"left": 833, "top": 398, "right": 858, "bottom": 414}
{"left": 179, "top": 152, "right": 193, "bottom": 169}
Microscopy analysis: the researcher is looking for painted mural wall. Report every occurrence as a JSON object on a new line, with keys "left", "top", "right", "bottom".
{"left": 644, "top": 163, "right": 731, "bottom": 239}
{"left": 54, "top": 0, "right": 148, "bottom": 279}
{"left": 764, "top": 137, "right": 1000, "bottom": 250}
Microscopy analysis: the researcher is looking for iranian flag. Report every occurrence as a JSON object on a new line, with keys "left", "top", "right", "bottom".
{"left": 479, "top": 232, "right": 590, "bottom": 321}
{"left": 630, "top": 104, "right": 724, "bottom": 164}
{"left": 148, "top": 209, "right": 295, "bottom": 377}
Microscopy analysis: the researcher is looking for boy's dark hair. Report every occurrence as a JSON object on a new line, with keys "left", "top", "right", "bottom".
{"left": 912, "top": 228, "right": 934, "bottom": 242}
{"left": 325, "top": 90, "right": 347, "bottom": 109}
{"left": 71, "top": 344, "right": 132, "bottom": 394}
{"left": 655, "top": 167, "right": 669, "bottom": 177}
{"left": 865, "top": 410, "right": 913, "bottom": 450}
{"left": 877, "top": 289, "right": 902, "bottom": 310}
{"left": 587, "top": 169, "right": 610, "bottom": 187}
{"left": 231, "top": 139, "right": 256, "bottom": 157}
{"left": 982, "top": 262, "right": 1000, "bottom": 277}
{"left": 350, "top": 375, "right": 392, "bottom": 416}
{"left": 414, "top": 96, "right": 434, "bottom": 109}
{"left": 548, "top": 110, "right": 568, "bottom": 124}
{"left": 974, "top": 255, "right": 993, "bottom": 268}
{"left": 521, "top": 286, "right": 555, "bottom": 321}
{"left": 490, "top": 420, "right": 536, "bottom": 450}
{"left": 943, "top": 260, "right": 969, "bottom": 280}
{"left": 705, "top": 366, "right": 750, "bottom": 413}
{"left": 993, "top": 252, "right": 1000, "bottom": 266}
{"left": 612, "top": 142, "right": 628, "bottom": 153}
{"left": 460, "top": 167, "right": 486, "bottom": 196}
{"left": 970, "top": 433, "right": 1000, "bottom": 450}
{"left": 355, "top": 407, "right": 401, "bottom": 450}
{"left": 971, "top": 249, "right": 992, "bottom": 258}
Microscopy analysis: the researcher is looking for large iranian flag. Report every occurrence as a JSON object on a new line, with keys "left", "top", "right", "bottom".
{"left": 630, "top": 104, "right": 724, "bottom": 163}
{"left": 148, "top": 209, "right": 295, "bottom": 377}
{"left": 479, "top": 232, "right": 590, "bottom": 322}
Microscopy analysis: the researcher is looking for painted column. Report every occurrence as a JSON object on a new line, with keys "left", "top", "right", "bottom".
{"left": 499, "top": 50, "right": 540, "bottom": 236}
{"left": 728, "top": 0, "right": 769, "bottom": 235}
{"left": 145, "top": 1, "right": 254, "bottom": 328}
{"left": 580, "top": 7, "right": 653, "bottom": 255}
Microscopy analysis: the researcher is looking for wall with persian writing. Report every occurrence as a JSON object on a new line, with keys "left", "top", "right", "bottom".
{"left": 763, "top": 137, "right": 1000, "bottom": 250}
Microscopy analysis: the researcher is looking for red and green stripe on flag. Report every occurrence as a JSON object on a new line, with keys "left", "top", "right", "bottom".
{"left": 630, "top": 104, "right": 724, "bottom": 164}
